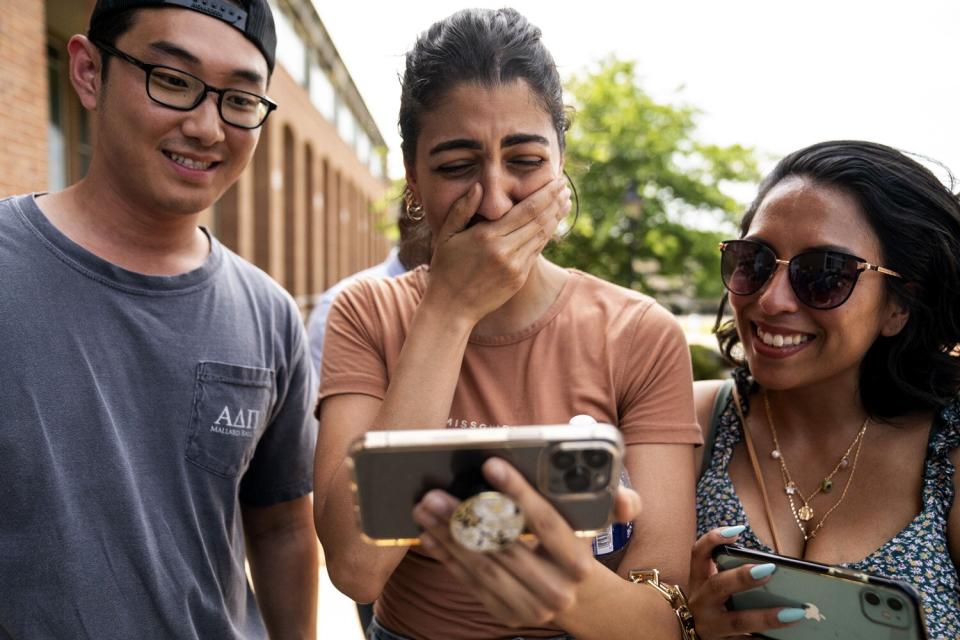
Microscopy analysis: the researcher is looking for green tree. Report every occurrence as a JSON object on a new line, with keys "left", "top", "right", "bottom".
{"left": 547, "top": 58, "right": 760, "bottom": 309}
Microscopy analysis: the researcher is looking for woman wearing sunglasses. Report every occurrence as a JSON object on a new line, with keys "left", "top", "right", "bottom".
{"left": 688, "top": 140, "right": 960, "bottom": 638}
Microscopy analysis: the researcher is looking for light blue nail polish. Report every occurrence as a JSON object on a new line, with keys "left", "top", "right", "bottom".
{"left": 750, "top": 563, "right": 777, "bottom": 580}
{"left": 778, "top": 608, "right": 807, "bottom": 623}
{"left": 720, "top": 525, "right": 746, "bottom": 538}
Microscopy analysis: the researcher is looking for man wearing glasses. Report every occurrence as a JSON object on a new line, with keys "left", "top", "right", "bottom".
{"left": 0, "top": 1, "right": 318, "bottom": 638}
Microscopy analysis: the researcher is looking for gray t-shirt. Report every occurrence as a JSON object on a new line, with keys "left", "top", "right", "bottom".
{"left": 0, "top": 195, "right": 318, "bottom": 639}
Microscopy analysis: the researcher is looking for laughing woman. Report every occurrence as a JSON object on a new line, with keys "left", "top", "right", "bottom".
{"left": 313, "top": 8, "right": 702, "bottom": 640}
{"left": 690, "top": 141, "right": 960, "bottom": 638}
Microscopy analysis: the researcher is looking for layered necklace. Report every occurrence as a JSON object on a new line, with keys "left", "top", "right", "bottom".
{"left": 763, "top": 391, "right": 870, "bottom": 541}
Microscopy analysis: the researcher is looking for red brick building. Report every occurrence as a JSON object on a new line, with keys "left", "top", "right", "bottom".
{"left": 2, "top": 0, "right": 392, "bottom": 311}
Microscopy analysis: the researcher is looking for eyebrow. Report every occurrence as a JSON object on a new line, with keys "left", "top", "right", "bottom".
{"left": 429, "top": 139, "right": 481, "bottom": 155}
{"left": 148, "top": 40, "right": 265, "bottom": 85}
{"left": 428, "top": 133, "right": 551, "bottom": 156}
{"left": 502, "top": 133, "right": 550, "bottom": 148}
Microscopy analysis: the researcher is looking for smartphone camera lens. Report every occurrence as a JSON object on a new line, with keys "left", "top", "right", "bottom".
{"left": 887, "top": 598, "right": 903, "bottom": 612}
{"left": 592, "top": 472, "right": 609, "bottom": 489}
{"left": 552, "top": 451, "right": 576, "bottom": 470}
{"left": 564, "top": 466, "right": 591, "bottom": 492}
{"left": 583, "top": 449, "right": 610, "bottom": 469}
{"left": 865, "top": 592, "right": 881, "bottom": 606}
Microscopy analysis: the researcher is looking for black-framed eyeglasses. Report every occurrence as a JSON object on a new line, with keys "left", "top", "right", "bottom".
{"left": 719, "top": 239, "right": 902, "bottom": 310}
{"left": 93, "top": 41, "right": 277, "bottom": 129}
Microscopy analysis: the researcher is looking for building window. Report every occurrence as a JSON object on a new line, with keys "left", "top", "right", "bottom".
{"left": 337, "top": 107, "right": 357, "bottom": 150}
{"left": 309, "top": 60, "right": 336, "bottom": 122}
{"left": 283, "top": 125, "right": 297, "bottom": 294}
{"left": 253, "top": 125, "right": 272, "bottom": 272}
{"left": 47, "top": 39, "right": 91, "bottom": 188}
{"left": 305, "top": 144, "right": 316, "bottom": 297}
{"left": 356, "top": 130, "right": 370, "bottom": 165}
{"left": 369, "top": 148, "right": 384, "bottom": 179}
{"left": 273, "top": 5, "right": 306, "bottom": 85}
{"left": 47, "top": 44, "right": 67, "bottom": 190}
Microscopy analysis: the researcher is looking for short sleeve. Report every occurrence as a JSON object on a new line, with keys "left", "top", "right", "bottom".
{"left": 317, "top": 280, "right": 390, "bottom": 405}
{"left": 616, "top": 302, "right": 701, "bottom": 446}
{"left": 239, "top": 309, "right": 319, "bottom": 506}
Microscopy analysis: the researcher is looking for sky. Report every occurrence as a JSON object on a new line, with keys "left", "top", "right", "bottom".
{"left": 311, "top": 0, "right": 959, "bottom": 193}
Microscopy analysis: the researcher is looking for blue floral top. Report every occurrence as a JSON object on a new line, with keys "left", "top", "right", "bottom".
{"left": 696, "top": 369, "right": 960, "bottom": 639}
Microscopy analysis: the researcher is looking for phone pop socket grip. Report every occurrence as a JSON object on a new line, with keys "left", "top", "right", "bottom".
{"left": 449, "top": 491, "right": 525, "bottom": 552}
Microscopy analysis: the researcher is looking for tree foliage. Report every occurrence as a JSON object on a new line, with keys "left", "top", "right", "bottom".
{"left": 546, "top": 58, "right": 760, "bottom": 309}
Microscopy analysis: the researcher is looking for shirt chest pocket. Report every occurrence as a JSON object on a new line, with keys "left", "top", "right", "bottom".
{"left": 185, "top": 361, "right": 276, "bottom": 478}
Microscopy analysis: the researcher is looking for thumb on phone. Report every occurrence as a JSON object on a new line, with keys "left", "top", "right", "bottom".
{"left": 690, "top": 526, "right": 745, "bottom": 588}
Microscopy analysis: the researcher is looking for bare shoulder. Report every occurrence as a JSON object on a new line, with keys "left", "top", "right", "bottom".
{"left": 694, "top": 379, "right": 727, "bottom": 430}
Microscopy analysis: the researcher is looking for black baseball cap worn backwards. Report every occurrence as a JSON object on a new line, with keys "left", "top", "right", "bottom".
{"left": 90, "top": 0, "right": 277, "bottom": 72}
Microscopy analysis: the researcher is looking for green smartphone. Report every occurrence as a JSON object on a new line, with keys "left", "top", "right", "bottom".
{"left": 713, "top": 545, "right": 928, "bottom": 640}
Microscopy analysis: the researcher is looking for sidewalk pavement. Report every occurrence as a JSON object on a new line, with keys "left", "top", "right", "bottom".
{"left": 318, "top": 565, "right": 365, "bottom": 639}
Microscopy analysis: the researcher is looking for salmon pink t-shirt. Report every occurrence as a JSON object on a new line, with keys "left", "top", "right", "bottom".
{"left": 319, "top": 266, "right": 700, "bottom": 639}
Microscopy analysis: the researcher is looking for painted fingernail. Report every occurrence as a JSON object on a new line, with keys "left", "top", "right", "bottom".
{"left": 720, "top": 525, "right": 746, "bottom": 538}
{"left": 777, "top": 608, "right": 807, "bottom": 623}
{"left": 750, "top": 563, "right": 777, "bottom": 580}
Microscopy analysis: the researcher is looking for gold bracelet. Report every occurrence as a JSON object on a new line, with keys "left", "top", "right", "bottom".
{"left": 628, "top": 569, "right": 699, "bottom": 640}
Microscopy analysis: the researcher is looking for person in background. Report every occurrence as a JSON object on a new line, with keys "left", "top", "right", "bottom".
{"left": 307, "top": 211, "right": 431, "bottom": 635}
{"left": 0, "top": 1, "right": 318, "bottom": 637}
{"left": 689, "top": 140, "right": 960, "bottom": 638}
{"left": 314, "top": 8, "right": 701, "bottom": 640}
{"left": 307, "top": 210, "right": 431, "bottom": 379}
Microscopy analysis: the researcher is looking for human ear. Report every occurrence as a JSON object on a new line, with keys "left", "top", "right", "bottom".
{"left": 67, "top": 35, "right": 102, "bottom": 111}
{"left": 404, "top": 163, "right": 421, "bottom": 204}
{"left": 880, "top": 297, "right": 910, "bottom": 337}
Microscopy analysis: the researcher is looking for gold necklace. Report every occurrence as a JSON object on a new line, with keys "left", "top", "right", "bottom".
{"left": 763, "top": 391, "right": 870, "bottom": 540}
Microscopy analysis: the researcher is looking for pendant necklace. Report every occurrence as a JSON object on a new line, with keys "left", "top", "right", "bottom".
{"left": 763, "top": 391, "right": 869, "bottom": 540}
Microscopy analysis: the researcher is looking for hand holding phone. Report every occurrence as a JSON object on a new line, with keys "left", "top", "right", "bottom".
{"left": 411, "top": 455, "right": 641, "bottom": 630}
{"left": 692, "top": 537, "right": 928, "bottom": 640}
{"left": 348, "top": 423, "right": 623, "bottom": 545}
{"left": 688, "top": 527, "right": 788, "bottom": 639}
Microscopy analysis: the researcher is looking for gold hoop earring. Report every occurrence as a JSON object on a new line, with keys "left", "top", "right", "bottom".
{"left": 403, "top": 187, "right": 425, "bottom": 222}
{"left": 406, "top": 202, "right": 425, "bottom": 222}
